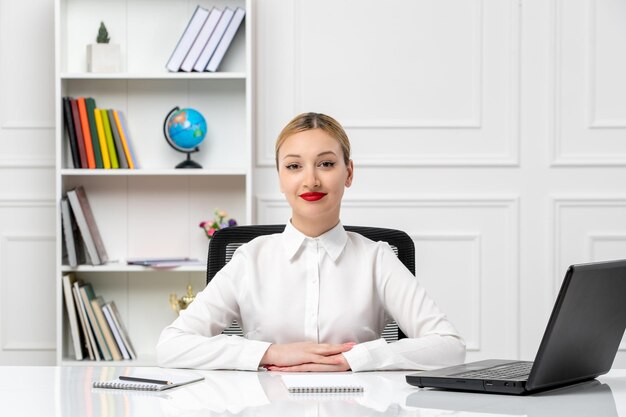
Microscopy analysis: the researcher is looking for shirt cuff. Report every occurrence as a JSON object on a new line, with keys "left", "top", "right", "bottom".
{"left": 234, "top": 338, "right": 272, "bottom": 371}
{"left": 342, "top": 338, "right": 387, "bottom": 372}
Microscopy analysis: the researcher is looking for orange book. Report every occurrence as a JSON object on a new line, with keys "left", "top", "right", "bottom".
{"left": 77, "top": 98, "right": 96, "bottom": 168}
{"left": 113, "top": 111, "right": 134, "bottom": 169}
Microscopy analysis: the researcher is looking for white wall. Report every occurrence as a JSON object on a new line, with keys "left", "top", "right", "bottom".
{"left": 0, "top": 0, "right": 624, "bottom": 366}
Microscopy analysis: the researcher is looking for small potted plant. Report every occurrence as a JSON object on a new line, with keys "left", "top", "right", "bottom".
{"left": 87, "top": 22, "right": 121, "bottom": 72}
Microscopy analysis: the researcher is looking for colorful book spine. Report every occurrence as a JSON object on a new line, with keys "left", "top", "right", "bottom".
{"left": 85, "top": 98, "right": 103, "bottom": 168}
{"left": 113, "top": 110, "right": 134, "bottom": 169}
{"left": 93, "top": 109, "right": 111, "bottom": 169}
{"left": 62, "top": 97, "right": 80, "bottom": 168}
{"left": 77, "top": 98, "right": 96, "bottom": 169}
{"left": 117, "top": 111, "right": 139, "bottom": 169}
{"left": 107, "top": 109, "right": 128, "bottom": 169}
{"left": 100, "top": 110, "right": 119, "bottom": 169}
{"left": 70, "top": 99, "right": 87, "bottom": 168}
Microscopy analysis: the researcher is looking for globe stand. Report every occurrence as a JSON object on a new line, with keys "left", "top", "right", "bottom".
{"left": 176, "top": 152, "right": 202, "bottom": 169}
{"left": 163, "top": 106, "right": 205, "bottom": 169}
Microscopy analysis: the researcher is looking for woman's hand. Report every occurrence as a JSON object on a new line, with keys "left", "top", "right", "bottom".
{"left": 264, "top": 352, "right": 351, "bottom": 372}
{"left": 260, "top": 341, "right": 355, "bottom": 370}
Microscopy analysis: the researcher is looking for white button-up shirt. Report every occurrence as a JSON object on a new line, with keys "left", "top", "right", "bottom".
{"left": 157, "top": 221, "right": 465, "bottom": 371}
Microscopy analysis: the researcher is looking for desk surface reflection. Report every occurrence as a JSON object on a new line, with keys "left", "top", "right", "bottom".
{"left": 0, "top": 367, "right": 624, "bottom": 416}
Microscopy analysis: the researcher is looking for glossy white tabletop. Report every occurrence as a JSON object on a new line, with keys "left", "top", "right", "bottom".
{"left": 1, "top": 366, "right": 624, "bottom": 416}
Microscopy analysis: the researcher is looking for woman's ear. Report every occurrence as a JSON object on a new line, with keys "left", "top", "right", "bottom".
{"left": 345, "top": 160, "right": 354, "bottom": 187}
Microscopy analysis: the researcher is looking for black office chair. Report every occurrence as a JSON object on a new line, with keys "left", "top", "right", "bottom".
{"left": 206, "top": 224, "right": 415, "bottom": 342}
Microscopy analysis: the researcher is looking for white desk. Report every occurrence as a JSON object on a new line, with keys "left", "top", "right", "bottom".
{"left": 1, "top": 366, "right": 624, "bottom": 416}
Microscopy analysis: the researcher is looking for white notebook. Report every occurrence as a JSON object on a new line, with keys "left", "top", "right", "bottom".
{"left": 281, "top": 374, "right": 364, "bottom": 393}
{"left": 92, "top": 371, "right": 204, "bottom": 391}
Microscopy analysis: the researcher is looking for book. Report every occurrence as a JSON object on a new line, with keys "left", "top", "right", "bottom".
{"left": 112, "top": 110, "right": 134, "bottom": 169}
{"left": 107, "top": 109, "right": 128, "bottom": 169}
{"left": 281, "top": 375, "right": 364, "bottom": 394}
{"left": 91, "top": 296, "right": 123, "bottom": 361}
{"left": 100, "top": 109, "right": 119, "bottom": 169}
{"left": 70, "top": 98, "right": 87, "bottom": 168}
{"left": 105, "top": 300, "right": 136, "bottom": 359}
{"left": 116, "top": 111, "right": 139, "bottom": 169}
{"left": 101, "top": 302, "right": 130, "bottom": 360}
{"left": 193, "top": 7, "right": 234, "bottom": 72}
{"left": 79, "top": 283, "right": 112, "bottom": 360}
{"left": 85, "top": 98, "right": 103, "bottom": 168}
{"left": 93, "top": 108, "right": 111, "bottom": 169}
{"left": 206, "top": 7, "right": 246, "bottom": 72}
{"left": 180, "top": 7, "right": 221, "bottom": 72}
{"left": 61, "top": 198, "right": 80, "bottom": 267}
{"left": 67, "top": 186, "right": 108, "bottom": 265}
{"left": 62, "top": 97, "right": 80, "bottom": 168}
{"left": 72, "top": 280, "right": 98, "bottom": 360}
{"left": 77, "top": 97, "right": 96, "bottom": 169}
{"left": 92, "top": 371, "right": 204, "bottom": 391}
{"left": 62, "top": 273, "right": 84, "bottom": 360}
{"left": 166, "top": 5, "right": 211, "bottom": 72}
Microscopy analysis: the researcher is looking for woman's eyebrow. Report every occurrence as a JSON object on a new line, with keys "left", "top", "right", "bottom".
{"left": 281, "top": 151, "right": 336, "bottom": 160}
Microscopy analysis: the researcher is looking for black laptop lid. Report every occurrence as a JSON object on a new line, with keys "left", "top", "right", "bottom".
{"left": 527, "top": 259, "right": 626, "bottom": 391}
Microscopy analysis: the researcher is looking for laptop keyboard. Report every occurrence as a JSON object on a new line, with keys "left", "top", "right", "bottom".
{"left": 452, "top": 361, "right": 533, "bottom": 380}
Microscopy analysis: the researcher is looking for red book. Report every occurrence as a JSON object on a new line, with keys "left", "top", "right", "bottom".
{"left": 77, "top": 98, "right": 96, "bottom": 169}
{"left": 70, "top": 99, "right": 87, "bottom": 168}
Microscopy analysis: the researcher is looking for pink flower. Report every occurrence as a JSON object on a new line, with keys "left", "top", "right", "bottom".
{"left": 207, "top": 228, "right": 216, "bottom": 237}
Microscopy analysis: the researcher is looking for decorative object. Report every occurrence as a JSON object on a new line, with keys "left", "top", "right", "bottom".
{"left": 169, "top": 284, "right": 196, "bottom": 315}
{"left": 163, "top": 107, "right": 207, "bottom": 168}
{"left": 200, "top": 209, "right": 237, "bottom": 239}
{"left": 87, "top": 21, "right": 121, "bottom": 73}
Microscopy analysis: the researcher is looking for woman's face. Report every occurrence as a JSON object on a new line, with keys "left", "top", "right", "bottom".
{"left": 277, "top": 128, "right": 353, "bottom": 230}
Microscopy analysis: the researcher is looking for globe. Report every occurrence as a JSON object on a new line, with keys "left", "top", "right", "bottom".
{"left": 163, "top": 107, "right": 207, "bottom": 168}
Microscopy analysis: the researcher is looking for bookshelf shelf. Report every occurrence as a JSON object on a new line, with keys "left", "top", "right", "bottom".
{"left": 61, "top": 168, "right": 248, "bottom": 176}
{"left": 55, "top": 0, "right": 252, "bottom": 366}
{"left": 61, "top": 72, "right": 247, "bottom": 80}
{"left": 61, "top": 265, "right": 207, "bottom": 273}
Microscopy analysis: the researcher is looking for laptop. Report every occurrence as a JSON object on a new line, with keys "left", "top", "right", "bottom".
{"left": 406, "top": 259, "right": 626, "bottom": 395}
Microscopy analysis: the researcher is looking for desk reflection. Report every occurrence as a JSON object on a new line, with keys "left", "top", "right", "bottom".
{"left": 71, "top": 368, "right": 623, "bottom": 417}
{"left": 406, "top": 380, "right": 619, "bottom": 417}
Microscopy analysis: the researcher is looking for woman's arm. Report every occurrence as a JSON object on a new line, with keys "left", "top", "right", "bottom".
{"left": 156, "top": 250, "right": 272, "bottom": 370}
{"left": 343, "top": 242, "right": 466, "bottom": 371}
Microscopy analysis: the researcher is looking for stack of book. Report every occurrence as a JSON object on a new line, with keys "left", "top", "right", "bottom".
{"left": 61, "top": 185, "right": 108, "bottom": 266}
{"left": 62, "top": 273, "right": 136, "bottom": 361}
{"left": 166, "top": 5, "right": 246, "bottom": 72}
{"left": 62, "top": 96, "right": 138, "bottom": 169}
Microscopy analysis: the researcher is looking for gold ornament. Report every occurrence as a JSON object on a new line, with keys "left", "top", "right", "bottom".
{"left": 169, "top": 284, "right": 196, "bottom": 315}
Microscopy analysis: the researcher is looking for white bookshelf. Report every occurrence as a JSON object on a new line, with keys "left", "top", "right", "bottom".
{"left": 54, "top": 0, "right": 253, "bottom": 365}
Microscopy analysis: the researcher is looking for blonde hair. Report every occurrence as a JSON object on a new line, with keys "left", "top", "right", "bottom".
{"left": 275, "top": 112, "right": 351, "bottom": 169}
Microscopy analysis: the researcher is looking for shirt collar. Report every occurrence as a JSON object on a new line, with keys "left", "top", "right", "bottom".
{"left": 283, "top": 220, "right": 348, "bottom": 262}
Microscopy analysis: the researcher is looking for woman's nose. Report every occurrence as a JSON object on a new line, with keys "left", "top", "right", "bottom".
{"left": 303, "top": 167, "right": 319, "bottom": 188}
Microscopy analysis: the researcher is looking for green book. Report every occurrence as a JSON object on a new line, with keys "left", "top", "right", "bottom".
{"left": 85, "top": 98, "right": 103, "bottom": 168}
{"left": 79, "top": 283, "right": 112, "bottom": 360}
{"left": 100, "top": 109, "right": 119, "bottom": 169}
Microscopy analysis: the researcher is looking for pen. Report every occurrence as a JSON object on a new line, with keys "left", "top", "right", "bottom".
{"left": 119, "top": 376, "right": 172, "bottom": 385}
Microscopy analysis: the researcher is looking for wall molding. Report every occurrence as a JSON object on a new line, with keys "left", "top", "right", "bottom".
{"left": 0, "top": 234, "right": 55, "bottom": 351}
{"left": 258, "top": 0, "right": 520, "bottom": 168}
{"left": 551, "top": 196, "right": 626, "bottom": 297}
{"left": 0, "top": 158, "right": 55, "bottom": 169}
{"left": 411, "top": 232, "right": 482, "bottom": 351}
{"left": 550, "top": 0, "right": 626, "bottom": 166}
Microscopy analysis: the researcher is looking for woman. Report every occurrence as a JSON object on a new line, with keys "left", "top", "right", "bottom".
{"left": 157, "top": 112, "right": 465, "bottom": 371}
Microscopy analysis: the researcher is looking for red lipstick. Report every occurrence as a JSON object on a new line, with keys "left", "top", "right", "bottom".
{"left": 299, "top": 192, "right": 327, "bottom": 201}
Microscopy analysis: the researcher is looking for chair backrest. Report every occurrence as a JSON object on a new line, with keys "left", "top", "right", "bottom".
{"left": 206, "top": 224, "right": 416, "bottom": 341}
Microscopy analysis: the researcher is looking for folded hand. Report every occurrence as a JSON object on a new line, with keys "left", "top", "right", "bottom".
{"left": 260, "top": 341, "right": 355, "bottom": 371}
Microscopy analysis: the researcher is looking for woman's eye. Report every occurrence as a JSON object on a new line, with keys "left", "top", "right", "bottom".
{"left": 285, "top": 163, "right": 300, "bottom": 170}
{"left": 319, "top": 161, "right": 336, "bottom": 168}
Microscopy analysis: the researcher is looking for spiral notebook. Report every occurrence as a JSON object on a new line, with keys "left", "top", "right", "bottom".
{"left": 281, "top": 374, "right": 364, "bottom": 394}
{"left": 92, "top": 371, "right": 204, "bottom": 391}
